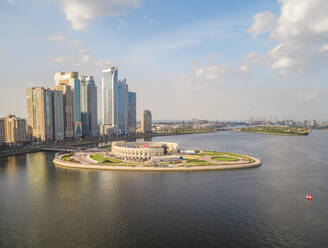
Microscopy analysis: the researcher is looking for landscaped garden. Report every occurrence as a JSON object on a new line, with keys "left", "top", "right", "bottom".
{"left": 90, "top": 154, "right": 121, "bottom": 164}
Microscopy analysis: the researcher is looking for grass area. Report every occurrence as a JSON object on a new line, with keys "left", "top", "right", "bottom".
{"left": 62, "top": 154, "right": 72, "bottom": 161}
{"left": 184, "top": 158, "right": 212, "bottom": 166}
{"left": 211, "top": 156, "right": 239, "bottom": 162}
{"left": 240, "top": 126, "right": 311, "bottom": 136}
{"left": 99, "top": 145, "right": 111, "bottom": 149}
{"left": 198, "top": 151, "right": 254, "bottom": 163}
{"left": 90, "top": 154, "right": 121, "bottom": 164}
{"left": 200, "top": 151, "right": 249, "bottom": 159}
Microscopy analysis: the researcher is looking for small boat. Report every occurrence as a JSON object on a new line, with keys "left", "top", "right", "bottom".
{"left": 306, "top": 194, "right": 312, "bottom": 200}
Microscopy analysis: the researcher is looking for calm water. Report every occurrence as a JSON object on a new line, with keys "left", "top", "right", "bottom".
{"left": 0, "top": 131, "right": 328, "bottom": 248}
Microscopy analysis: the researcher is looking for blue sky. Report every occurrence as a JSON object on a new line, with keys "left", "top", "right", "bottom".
{"left": 1, "top": 0, "right": 328, "bottom": 120}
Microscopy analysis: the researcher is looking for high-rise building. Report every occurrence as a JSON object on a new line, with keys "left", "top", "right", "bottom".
{"left": 80, "top": 76, "right": 98, "bottom": 137}
{"left": 102, "top": 67, "right": 118, "bottom": 129}
{"left": 54, "top": 84, "right": 74, "bottom": 138}
{"left": 141, "top": 110, "right": 152, "bottom": 134}
{"left": 26, "top": 87, "right": 54, "bottom": 142}
{"left": 3, "top": 115, "right": 26, "bottom": 143}
{"left": 102, "top": 67, "right": 133, "bottom": 135}
{"left": 55, "top": 72, "right": 82, "bottom": 137}
{"left": 0, "top": 118, "right": 6, "bottom": 143}
{"left": 117, "top": 79, "right": 128, "bottom": 134}
{"left": 128, "top": 92, "right": 136, "bottom": 134}
{"left": 52, "top": 90, "right": 65, "bottom": 140}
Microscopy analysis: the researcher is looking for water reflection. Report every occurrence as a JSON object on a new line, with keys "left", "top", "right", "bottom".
{"left": 0, "top": 131, "right": 328, "bottom": 247}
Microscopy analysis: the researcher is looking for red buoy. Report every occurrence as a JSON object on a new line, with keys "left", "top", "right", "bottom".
{"left": 306, "top": 194, "right": 312, "bottom": 200}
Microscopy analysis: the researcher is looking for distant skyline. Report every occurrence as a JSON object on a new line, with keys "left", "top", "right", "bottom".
{"left": 1, "top": 0, "right": 328, "bottom": 121}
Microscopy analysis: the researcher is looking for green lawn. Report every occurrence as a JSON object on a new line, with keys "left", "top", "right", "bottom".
{"left": 211, "top": 156, "right": 239, "bottom": 162}
{"left": 240, "top": 126, "right": 310, "bottom": 135}
{"left": 99, "top": 145, "right": 111, "bottom": 149}
{"left": 90, "top": 154, "right": 121, "bottom": 163}
{"left": 62, "top": 154, "right": 72, "bottom": 161}
{"left": 200, "top": 151, "right": 251, "bottom": 160}
{"left": 184, "top": 158, "right": 212, "bottom": 166}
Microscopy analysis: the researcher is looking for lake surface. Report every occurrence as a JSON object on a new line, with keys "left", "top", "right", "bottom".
{"left": 0, "top": 131, "right": 328, "bottom": 248}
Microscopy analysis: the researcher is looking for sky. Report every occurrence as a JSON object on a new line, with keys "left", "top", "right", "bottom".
{"left": 1, "top": 0, "right": 328, "bottom": 121}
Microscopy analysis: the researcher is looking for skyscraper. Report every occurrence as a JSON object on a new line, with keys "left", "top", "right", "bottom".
{"left": 117, "top": 79, "right": 128, "bottom": 134}
{"left": 141, "top": 110, "right": 152, "bottom": 134}
{"left": 26, "top": 87, "right": 53, "bottom": 142}
{"left": 102, "top": 67, "right": 132, "bottom": 135}
{"left": 54, "top": 83, "right": 74, "bottom": 138}
{"left": 55, "top": 72, "right": 82, "bottom": 137}
{"left": 102, "top": 67, "right": 118, "bottom": 129}
{"left": 0, "top": 118, "right": 4, "bottom": 143}
{"left": 3, "top": 115, "right": 26, "bottom": 143}
{"left": 52, "top": 90, "right": 65, "bottom": 140}
{"left": 80, "top": 76, "right": 98, "bottom": 137}
{"left": 128, "top": 92, "right": 136, "bottom": 134}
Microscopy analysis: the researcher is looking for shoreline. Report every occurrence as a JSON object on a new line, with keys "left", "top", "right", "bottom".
{"left": 53, "top": 156, "right": 261, "bottom": 172}
{"left": 0, "top": 130, "right": 221, "bottom": 158}
{"left": 233, "top": 130, "right": 310, "bottom": 136}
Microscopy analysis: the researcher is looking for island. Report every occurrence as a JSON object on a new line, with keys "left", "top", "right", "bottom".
{"left": 53, "top": 141, "right": 261, "bottom": 172}
{"left": 234, "top": 126, "right": 311, "bottom": 136}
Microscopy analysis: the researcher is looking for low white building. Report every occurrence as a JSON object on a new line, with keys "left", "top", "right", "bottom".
{"left": 150, "top": 155, "right": 180, "bottom": 163}
{"left": 111, "top": 141, "right": 178, "bottom": 161}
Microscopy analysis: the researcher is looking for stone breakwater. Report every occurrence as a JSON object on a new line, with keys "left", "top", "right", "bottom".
{"left": 53, "top": 156, "right": 261, "bottom": 172}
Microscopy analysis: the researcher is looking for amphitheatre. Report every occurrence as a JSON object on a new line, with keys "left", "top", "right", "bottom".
{"left": 53, "top": 141, "right": 261, "bottom": 172}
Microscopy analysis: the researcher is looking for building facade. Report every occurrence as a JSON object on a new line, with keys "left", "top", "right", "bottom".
{"left": 128, "top": 92, "right": 136, "bottom": 134}
{"left": 102, "top": 67, "right": 118, "bottom": 128}
{"left": 80, "top": 76, "right": 98, "bottom": 137}
{"left": 0, "top": 118, "right": 4, "bottom": 143}
{"left": 26, "top": 87, "right": 53, "bottom": 142}
{"left": 52, "top": 90, "right": 65, "bottom": 140}
{"left": 141, "top": 110, "right": 152, "bottom": 134}
{"left": 54, "top": 83, "right": 74, "bottom": 138}
{"left": 117, "top": 79, "right": 128, "bottom": 134}
{"left": 111, "top": 141, "right": 178, "bottom": 161}
{"left": 3, "top": 115, "right": 26, "bottom": 143}
{"left": 55, "top": 72, "right": 82, "bottom": 137}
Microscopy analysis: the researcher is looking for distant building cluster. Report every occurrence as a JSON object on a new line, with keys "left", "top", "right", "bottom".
{"left": 99, "top": 67, "right": 138, "bottom": 135}
{"left": 19, "top": 67, "right": 152, "bottom": 143}
{"left": 26, "top": 72, "right": 97, "bottom": 142}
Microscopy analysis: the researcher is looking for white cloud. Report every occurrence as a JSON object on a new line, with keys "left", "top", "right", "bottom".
{"left": 71, "top": 39, "right": 80, "bottom": 45}
{"left": 54, "top": 54, "right": 90, "bottom": 65}
{"left": 250, "top": 0, "right": 328, "bottom": 74}
{"left": 203, "top": 64, "right": 248, "bottom": 80}
{"left": 45, "top": 33, "right": 66, "bottom": 42}
{"left": 298, "top": 89, "right": 320, "bottom": 101}
{"left": 248, "top": 11, "right": 277, "bottom": 37}
{"left": 77, "top": 49, "right": 88, "bottom": 53}
{"left": 60, "top": 0, "right": 141, "bottom": 30}
{"left": 321, "top": 44, "right": 328, "bottom": 52}
{"left": 96, "top": 59, "right": 113, "bottom": 69}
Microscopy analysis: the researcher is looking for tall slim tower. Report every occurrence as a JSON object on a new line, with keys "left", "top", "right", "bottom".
{"left": 102, "top": 67, "right": 118, "bottom": 129}
{"left": 128, "top": 92, "right": 136, "bottom": 134}
{"left": 52, "top": 90, "right": 65, "bottom": 140}
{"left": 55, "top": 72, "right": 82, "bottom": 137}
{"left": 80, "top": 76, "right": 98, "bottom": 137}
{"left": 141, "top": 110, "right": 152, "bottom": 134}
{"left": 117, "top": 79, "right": 128, "bottom": 135}
{"left": 26, "top": 87, "right": 54, "bottom": 142}
{"left": 0, "top": 118, "right": 4, "bottom": 143}
{"left": 54, "top": 83, "right": 74, "bottom": 138}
